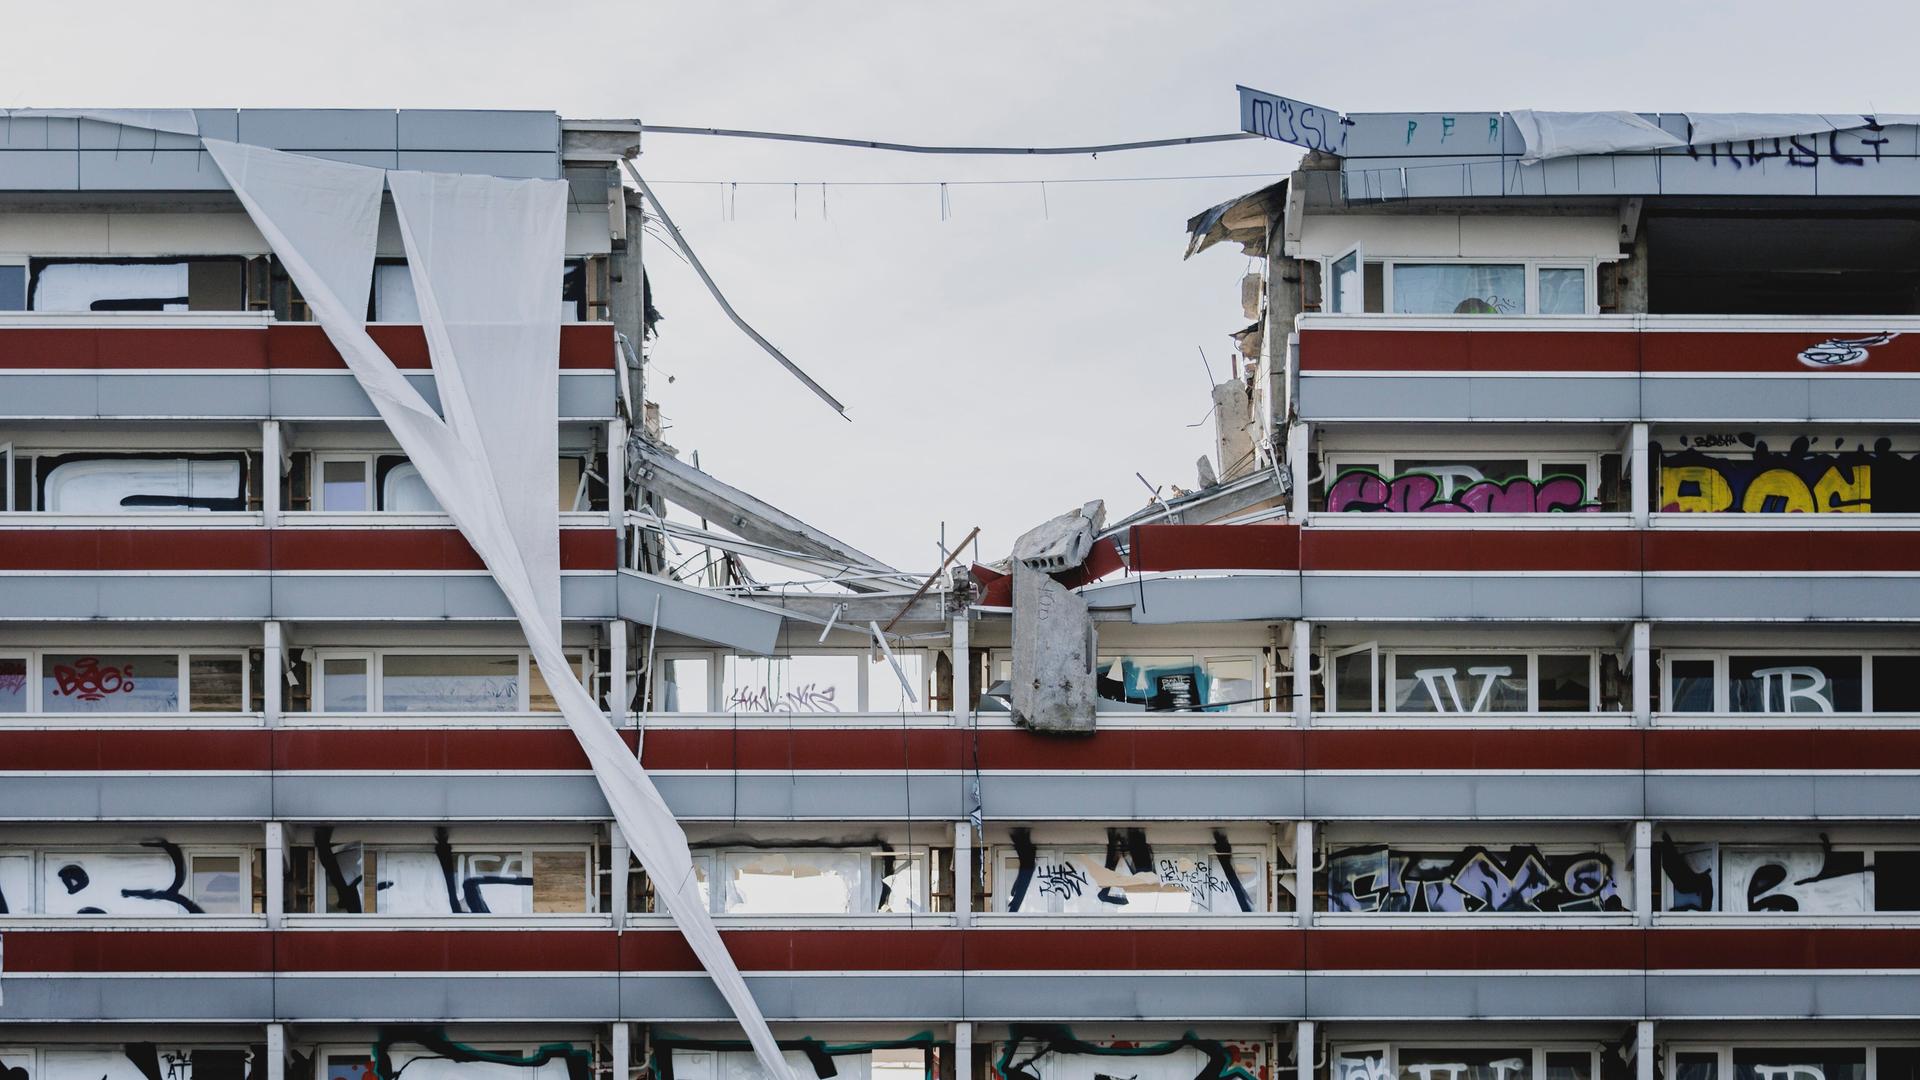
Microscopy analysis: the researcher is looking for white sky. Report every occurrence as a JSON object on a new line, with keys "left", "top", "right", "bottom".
{"left": 7, "top": 0, "right": 1918, "bottom": 570}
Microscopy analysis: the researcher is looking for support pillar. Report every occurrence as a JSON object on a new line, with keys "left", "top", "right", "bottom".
{"left": 954, "top": 821, "right": 973, "bottom": 927}
{"left": 1294, "top": 1022, "right": 1314, "bottom": 1080}
{"left": 264, "top": 621, "right": 284, "bottom": 726}
{"left": 261, "top": 420, "right": 282, "bottom": 527}
{"left": 609, "top": 417, "right": 628, "bottom": 568}
{"left": 1287, "top": 422, "right": 1311, "bottom": 521}
{"left": 1636, "top": 1021, "right": 1655, "bottom": 1080}
{"left": 264, "top": 821, "right": 286, "bottom": 929}
{"left": 1291, "top": 620, "right": 1312, "bottom": 727}
{"left": 608, "top": 618, "right": 629, "bottom": 716}
{"left": 1294, "top": 820, "right": 1315, "bottom": 928}
{"left": 1629, "top": 422, "right": 1650, "bottom": 527}
{"left": 951, "top": 614, "right": 971, "bottom": 725}
{"left": 1634, "top": 820, "right": 1654, "bottom": 928}
{"left": 266, "top": 1025, "right": 287, "bottom": 1080}
{"left": 612, "top": 1021, "right": 633, "bottom": 1080}
{"left": 954, "top": 1023, "right": 973, "bottom": 1080}
{"left": 1632, "top": 621, "right": 1652, "bottom": 727}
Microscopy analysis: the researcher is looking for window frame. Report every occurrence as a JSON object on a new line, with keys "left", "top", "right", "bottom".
{"left": 0, "top": 256, "right": 28, "bottom": 312}
{"left": 312, "top": 840, "right": 596, "bottom": 915}
{"left": 1329, "top": 645, "right": 1601, "bottom": 715}
{"left": 993, "top": 840, "right": 1266, "bottom": 915}
{"left": 1662, "top": 1043, "right": 1898, "bottom": 1080}
{"left": 984, "top": 648, "right": 1270, "bottom": 714}
{"left": 692, "top": 845, "right": 933, "bottom": 916}
{"left": 1320, "top": 256, "right": 1601, "bottom": 317}
{"left": 654, "top": 648, "right": 937, "bottom": 714}
{"left": 5, "top": 843, "right": 255, "bottom": 915}
{"left": 305, "top": 648, "right": 591, "bottom": 716}
{"left": 1658, "top": 649, "right": 1899, "bottom": 716}
{"left": 1333, "top": 1044, "right": 1604, "bottom": 1080}
{"left": 20, "top": 648, "right": 251, "bottom": 716}
{"left": 1659, "top": 839, "right": 1920, "bottom": 915}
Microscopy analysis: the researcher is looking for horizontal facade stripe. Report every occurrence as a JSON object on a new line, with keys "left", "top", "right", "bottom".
{"left": 1297, "top": 326, "right": 1920, "bottom": 374}
{"left": 0, "top": 323, "right": 615, "bottom": 370}
{"left": 0, "top": 370, "right": 617, "bottom": 421}
{"left": 0, "top": 527, "right": 617, "bottom": 571}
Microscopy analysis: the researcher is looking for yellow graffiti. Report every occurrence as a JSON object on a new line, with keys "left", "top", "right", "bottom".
{"left": 1739, "top": 466, "right": 1872, "bottom": 513}
{"left": 1813, "top": 465, "right": 1871, "bottom": 512}
{"left": 1661, "top": 466, "right": 1732, "bottom": 513}
{"left": 1741, "top": 468, "right": 1816, "bottom": 513}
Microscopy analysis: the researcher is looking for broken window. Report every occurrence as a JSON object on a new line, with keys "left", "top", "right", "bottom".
{"left": 0, "top": 844, "right": 256, "bottom": 915}
{"left": 1322, "top": 453, "right": 1611, "bottom": 514}
{"left": 658, "top": 650, "right": 933, "bottom": 713}
{"left": 1658, "top": 651, "right": 1894, "bottom": 714}
{"left": 1328, "top": 648, "right": 1604, "bottom": 714}
{"left": 1094, "top": 652, "right": 1266, "bottom": 712}
{"left": 309, "top": 838, "right": 591, "bottom": 915}
{"left": 996, "top": 833, "right": 1263, "bottom": 915}
{"left": 33, "top": 452, "right": 248, "bottom": 513}
{"left": 28, "top": 257, "right": 247, "bottom": 312}
{"left": 1659, "top": 838, "right": 1920, "bottom": 914}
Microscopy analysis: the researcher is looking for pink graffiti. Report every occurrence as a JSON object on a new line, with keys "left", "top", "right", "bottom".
{"left": 1328, "top": 471, "right": 1598, "bottom": 514}
{"left": 51, "top": 656, "right": 137, "bottom": 701}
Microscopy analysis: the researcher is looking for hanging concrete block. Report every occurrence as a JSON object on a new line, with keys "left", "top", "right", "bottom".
{"left": 1009, "top": 501, "right": 1103, "bottom": 734}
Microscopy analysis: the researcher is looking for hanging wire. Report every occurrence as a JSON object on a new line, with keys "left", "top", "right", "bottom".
{"left": 641, "top": 124, "right": 1260, "bottom": 156}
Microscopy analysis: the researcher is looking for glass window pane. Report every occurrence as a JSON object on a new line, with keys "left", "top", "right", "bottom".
{"left": 1397, "top": 1048, "right": 1533, "bottom": 1080}
{"left": 40, "top": 849, "right": 186, "bottom": 914}
{"left": 720, "top": 850, "right": 864, "bottom": 913}
{"left": 877, "top": 853, "right": 926, "bottom": 913}
{"left": 1392, "top": 653, "right": 1527, "bottom": 713}
{"left": 1537, "top": 654, "right": 1594, "bottom": 712}
{"left": 320, "top": 459, "right": 368, "bottom": 511}
{"left": 43, "top": 653, "right": 179, "bottom": 713}
{"left": 655, "top": 656, "right": 710, "bottom": 712}
{"left": 1731, "top": 1048, "right": 1863, "bottom": 1080}
{"left": 188, "top": 654, "right": 244, "bottom": 713}
{"left": 1097, "top": 654, "right": 1204, "bottom": 711}
{"left": 1728, "top": 655, "right": 1862, "bottom": 713}
{"left": 532, "top": 850, "right": 588, "bottom": 912}
{"left": 1539, "top": 267, "right": 1588, "bottom": 314}
{"left": 1334, "top": 650, "right": 1374, "bottom": 712}
{"left": 378, "top": 461, "right": 440, "bottom": 512}
{"left": 381, "top": 654, "right": 519, "bottom": 712}
{"left": 1205, "top": 657, "right": 1259, "bottom": 712}
{"left": 529, "top": 654, "right": 584, "bottom": 713}
{"left": 1874, "top": 849, "right": 1920, "bottom": 911}
{"left": 1874, "top": 655, "right": 1920, "bottom": 712}
{"left": 32, "top": 261, "right": 188, "bottom": 312}
{"left": 1330, "top": 251, "right": 1360, "bottom": 313}
{"left": 1724, "top": 846, "right": 1869, "bottom": 913}
{"left": 460, "top": 851, "right": 532, "bottom": 914}
{"left": 868, "top": 651, "right": 926, "bottom": 713}
{"left": 0, "top": 657, "right": 26, "bottom": 712}
{"left": 191, "top": 854, "right": 246, "bottom": 913}
{"left": 0, "top": 264, "right": 26, "bottom": 311}
{"left": 1674, "top": 1054, "right": 1718, "bottom": 1080}
{"left": 321, "top": 658, "right": 369, "bottom": 712}
{"left": 1392, "top": 263, "right": 1525, "bottom": 315}
{"left": 1879, "top": 1048, "right": 1920, "bottom": 1080}
{"left": 722, "top": 654, "right": 857, "bottom": 713}
{"left": 1544, "top": 1054, "right": 1591, "bottom": 1080}
{"left": 1669, "top": 659, "right": 1716, "bottom": 712}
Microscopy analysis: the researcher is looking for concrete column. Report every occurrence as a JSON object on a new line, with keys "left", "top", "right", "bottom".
{"left": 260, "top": 420, "right": 282, "bottom": 526}
{"left": 951, "top": 614, "right": 971, "bottom": 726}
{"left": 263, "top": 621, "right": 284, "bottom": 726}
{"left": 611, "top": 823, "right": 631, "bottom": 922}
{"left": 1629, "top": 422, "right": 1650, "bottom": 527}
{"left": 264, "top": 821, "right": 286, "bottom": 929}
{"left": 1291, "top": 620, "right": 1313, "bottom": 727}
{"left": 608, "top": 618, "right": 629, "bottom": 717}
{"left": 1634, "top": 820, "right": 1654, "bottom": 928}
{"left": 611, "top": 1021, "right": 633, "bottom": 1080}
{"left": 608, "top": 417, "right": 628, "bottom": 523}
{"left": 1294, "top": 1022, "right": 1315, "bottom": 1080}
{"left": 1294, "top": 820, "right": 1315, "bottom": 928}
{"left": 1635, "top": 1021, "right": 1656, "bottom": 1080}
{"left": 954, "top": 1022, "right": 973, "bottom": 1080}
{"left": 266, "top": 1025, "right": 287, "bottom": 1080}
{"left": 1287, "top": 422, "right": 1312, "bottom": 520}
{"left": 1632, "top": 621, "right": 1652, "bottom": 727}
{"left": 954, "top": 820, "right": 973, "bottom": 927}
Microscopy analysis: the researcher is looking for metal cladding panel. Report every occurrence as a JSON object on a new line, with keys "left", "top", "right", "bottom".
{"left": 1642, "top": 378, "right": 1813, "bottom": 421}
{"left": 1304, "top": 773, "right": 1644, "bottom": 820}
{"left": 0, "top": 976, "right": 274, "bottom": 1020}
{"left": 1646, "top": 773, "right": 1821, "bottom": 819}
{"left": 1807, "top": 377, "right": 1920, "bottom": 419}
{"left": 396, "top": 151, "right": 560, "bottom": 179}
{"left": 1644, "top": 576, "right": 1920, "bottom": 621}
{"left": 399, "top": 110, "right": 560, "bottom": 152}
{"left": 1815, "top": 773, "right": 1920, "bottom": 817}
{"left": 1657, "top": 155, "right": 1821, "bottom": 197}
{"left": 1646, "top": 973, "right": 1920, "bottom": 1018}
{"left": 0, "top": 774, "right": 273, "bottom": 820}
{"left": 0, "top": 373, "right": 100, "bottom": 416}
{"left": 274, "top": 974, "right": 620, "bottom": 1020}
{"left": 615, "top": 571, "right": 783, "bottom": 656}
{"left": 97, "top": 373, "right": 270, "bottom": 416}
{"left": 274, "top": 772, "right": 610, "bottom": 820}
{"left": 1815, "top": 156, "right": 1920, "bottom": 195}
{"left": 622, "top": 974, "right": 964, "bottom": 1020}
{"left": 0, "top": 149, "right": 81, "bottom": 188}
{"left": 972, "top": 773, "right": 1303, "bottom": 821}
{"left": 1079, "top": 575, "right": 1302, "bottom": 624}
{"left": 558, "top": 372, "right": 620, "bottom": 418}
{"left": 1466, "top": 376, "right": 1642, "bottom": 420}
{"left": 268, "top": 575, "right": 461, "bottom": 619}
{"left": 1304, "top": 973, "right": 1644, "bottom": 1019}
{"left": 77, "top": 149, "right": 226, "bottom": 191}
{"left": 0, "top": 574, "right": 272, "bottom": 620}
{"left": 649, "top": 772, "right": 968, "bottom": 821}
{"left": 234, "top": 109, "right": 399, "bottom": 150}
{"left": 1296, "top": 375, "right": 1474, "bottom": 420}
{"left": 960, "top": 974, "right": 1304, "bottom": 1021}
{"left": 1302, "top": 575, "right": 1641, "bottom": 621}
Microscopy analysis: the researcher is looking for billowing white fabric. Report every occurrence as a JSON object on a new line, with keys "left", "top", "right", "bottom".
{"left": 205, "top": 139, "right": 793, "bottom": 1080}
{"left": 1510, "top": 110, "right": 1683, "bottom": 164}
{"left": 1682, "top": 112, "right": 1920, "bottom": 148}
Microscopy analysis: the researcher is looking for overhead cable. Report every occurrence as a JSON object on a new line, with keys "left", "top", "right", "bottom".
{"left": 642, "top": 125, "right": 1260, "bottom": 155}
{"left": 621, "top": 159, "right": 849, "bottom": 420}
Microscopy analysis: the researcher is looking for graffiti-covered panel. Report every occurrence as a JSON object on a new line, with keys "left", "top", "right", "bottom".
{"left": 1328, "top": 843, "right": 1627, "bottom": 914}
{"left": 1659, "top": 837, "right": 1920, "bottom": 913}
{"left": 1655, "top": 435, "right": 1920, "bottom": 513}
{"left": 1002, "top": 828, "right": 1265, "bottom": 914}
{"left": 1327, "top": 463, "right": 1603, "bottom": 514}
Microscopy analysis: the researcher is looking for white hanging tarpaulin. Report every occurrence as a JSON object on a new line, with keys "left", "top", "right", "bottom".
{"left": 204, "top": 139, "right": 794, "bottom": 1080}
{"left": 1508, "top": 110, "right": 1683, "bottom": 165}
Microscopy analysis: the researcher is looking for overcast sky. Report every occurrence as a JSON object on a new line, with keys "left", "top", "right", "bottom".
{"left": 9, "top": 0, "right": 1918, "bottom": 570}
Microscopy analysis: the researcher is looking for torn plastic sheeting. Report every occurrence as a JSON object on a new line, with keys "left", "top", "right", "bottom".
{"left": 1682, "top": 112, "right": 1920, "bottom": 148}
{"left": 1508, "top": 110, "right": 1683, "bottom": 165}
{"left": 203, "top": 139, "right": 793, "bottom": 1080}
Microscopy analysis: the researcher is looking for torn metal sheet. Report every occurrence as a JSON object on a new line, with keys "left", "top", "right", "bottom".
{"left": 1183, "top": 179, "right": 1285, "bottom": 259}
{"left": 616, "top": 569, "right": 783, "bottom": 656}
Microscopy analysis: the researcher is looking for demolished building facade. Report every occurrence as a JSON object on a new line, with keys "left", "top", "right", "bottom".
{"left": 0, "top": 97, "right": 1917, "bottom": 1080}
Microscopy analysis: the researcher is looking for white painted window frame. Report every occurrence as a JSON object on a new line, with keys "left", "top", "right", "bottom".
{"left": 1332, "top": 1044, "right": 1605, "bottom": 1080}
{"left": 1320, "top": 256, "right": 1603, "bottom": 316}
{"left": 11, "top": 843, "right": 254, "bottom": 915}
{"left": 654, "top": 648, "right": 936, "bottom": 714}
{"left": 1658, "top": 648, "right": 1901, "bottom": 716}
{"left": 1380, "top": 648, "right": 1602, "bottom": 714}
{"left": 15, "top": 648, "right": 250, "bottom": 715}
{"left": 306, "top": 647, "right": 590, "bottom": 716}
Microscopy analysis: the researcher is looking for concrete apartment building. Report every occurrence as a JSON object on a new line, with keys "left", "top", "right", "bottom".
{"left": 0, "top": 98, "right": 1916, "bottom": 1080}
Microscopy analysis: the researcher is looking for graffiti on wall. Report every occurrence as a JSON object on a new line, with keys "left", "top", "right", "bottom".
{"left": 1328, "top": 469, "right": 1599, "bottom": 514}
{"left": 997, "top": 1025, "right": 1267, "bottom": 1080}
{"left": 1798, "top": 332, "right": 1898, "bottom": 368}
{"left": 724, "top": 683, "right": 841, "bottom": 713}
{"left": 1658, "top": 833, "right": 1920, "bottom": 913}
{"left": 1656, "top": 436, "right": 1920, "bottom": 514}
{"left": 1684, "top": 118, "right": 1892, "bottom": 169}
{"left": 1007, "top": 828, "right": 1257, "bottom": 913}
{"left": 1, "top": 1046, "right": 262, "bottom": 1080}
{"left": 0, "top": 839, "right": 205, "bottom": 916}
{"left": 1328, "top": 843, "right": 1625, "bottom": 913}
{"left": 317, "top": 826, "right": 534, "bottom": 915}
